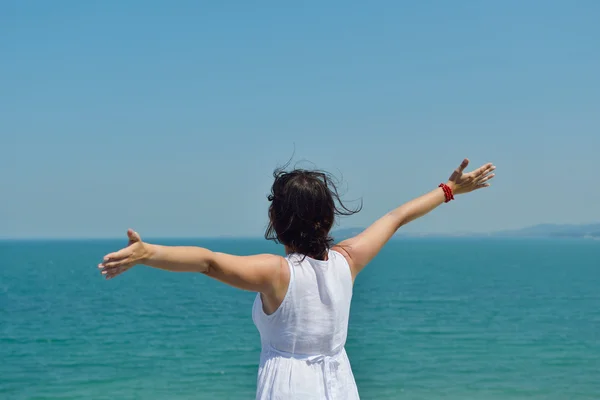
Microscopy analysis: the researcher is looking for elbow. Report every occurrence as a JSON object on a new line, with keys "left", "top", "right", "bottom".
{"left": 387, "top": 210, "right": 407, "bottom": 229}
{"left": 200, "top": 264, "right": 212, "bottom": 276}
{"left": 200, "top": 251, "right": 218, "bottom": 275}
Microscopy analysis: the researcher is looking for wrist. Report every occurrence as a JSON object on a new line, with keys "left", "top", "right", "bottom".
{"left": 445, "top": 181, "right": 458, "bottom": 194}
{"left": 439, "top": 182, "right": 455, "bottom": 203}
{"left": 141, "top": 243, "right": 157, "bottom": 264}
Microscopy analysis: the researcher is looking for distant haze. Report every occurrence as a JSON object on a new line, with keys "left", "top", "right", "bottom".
{"left": 332, "top": 223, "right": 600, "bottom": 241}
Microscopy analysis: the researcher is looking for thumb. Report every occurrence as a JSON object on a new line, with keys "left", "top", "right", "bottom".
{"left": 457, "top": 158, "right": 469, "bottom": 173}
{"left": 127, "top": 229, "right": 142, "bottom": 243}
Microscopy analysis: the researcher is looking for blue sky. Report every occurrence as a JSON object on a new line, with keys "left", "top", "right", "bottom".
{"left": 2, "top": 1, "right": 599, "bottom": 239}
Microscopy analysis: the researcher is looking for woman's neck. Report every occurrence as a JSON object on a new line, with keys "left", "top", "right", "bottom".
{"left": 284, "top": 246, "right": 328, "bottom": 261}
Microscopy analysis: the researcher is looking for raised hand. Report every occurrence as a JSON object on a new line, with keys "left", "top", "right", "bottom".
{"left": 447, "top": 158, "right": 495, "bottom": 195}
{"left": 98, "top": 229, "right": 149, "bottom": 279}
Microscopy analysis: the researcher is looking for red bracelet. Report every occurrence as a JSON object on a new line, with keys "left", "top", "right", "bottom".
{"left": 439, "top": 183, "right": 454, "bottom": 203}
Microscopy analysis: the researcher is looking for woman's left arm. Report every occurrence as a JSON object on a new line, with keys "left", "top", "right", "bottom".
{"left": 99, "top": 230, "right": 287, "bottom": 293}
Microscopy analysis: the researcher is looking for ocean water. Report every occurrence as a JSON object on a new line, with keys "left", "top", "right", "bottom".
{"left": 1, "top": 238, "right": 599, "bottom": 399}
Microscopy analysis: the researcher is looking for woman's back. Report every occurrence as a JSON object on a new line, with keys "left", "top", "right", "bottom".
{"left": 253, "top": 249, "right": 353, "bottom": 355}
{"left": 252, "top": 249, "right": 359, "bottom": 399}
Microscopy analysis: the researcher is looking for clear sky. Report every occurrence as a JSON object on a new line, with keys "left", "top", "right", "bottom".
{"left": 2, "top": 1, "right": 599, "bottom": 239}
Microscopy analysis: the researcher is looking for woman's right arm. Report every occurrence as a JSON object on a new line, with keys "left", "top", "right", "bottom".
{"left": 99, "top": 230, "right": 287, "bottom": 293}
{"left": 333, "top": 158, "right": 495, "bottom": 280}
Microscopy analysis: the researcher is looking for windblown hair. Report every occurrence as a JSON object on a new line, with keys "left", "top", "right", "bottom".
{"left": 265, "top": 167, "right": 362, "bottom": 260}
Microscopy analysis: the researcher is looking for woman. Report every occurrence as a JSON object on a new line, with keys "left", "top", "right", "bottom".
{"left": 99, "top": 158, "right": 495, "bottom": 399}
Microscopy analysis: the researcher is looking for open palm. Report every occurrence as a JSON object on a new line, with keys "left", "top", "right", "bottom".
{"left": 448, "top": 158, "right": 495, "bottom": 195}
{"left": 98, "top": 229, "right": 145, "bottom": 279}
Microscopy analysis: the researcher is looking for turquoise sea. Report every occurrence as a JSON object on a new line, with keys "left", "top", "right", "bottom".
{"left": 1, "top": 238, "right": 599, "bottom": 399}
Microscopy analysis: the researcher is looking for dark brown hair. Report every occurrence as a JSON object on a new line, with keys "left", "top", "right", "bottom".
{"left": 264, "top": 167, "right": 362, "bottom": 260}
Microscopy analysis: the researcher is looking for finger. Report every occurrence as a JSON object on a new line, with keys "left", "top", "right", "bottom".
{"left": 473, "top": 162, "right": 493, "bottom": 176}
{"left": 477, "top": 173, "right": 495, "bottom": 184}
{"left": 101, "top": 256, "right": 128, "bottom": 267}
{"left": 103, "top": 248, "right": 132, "bottom": 262}
{"left": 474, "top": 170, "right": 496, "bottom": 182}
{"left": 101, "top": 259, "right": 130, "bottom": 269}
{"left": 105, "top": 270, "right": 122, "bottom": 279}
{"left": 474, "top": 183, "right": 491, "bottom": 190}
{"left": 102, "top": 264, "right": 128, "bottom": 275}
{"left": 127, "top": 229, "right": 142, "bottom": 243}
{"left": 484, "top": 164, "right": 496, "bottom": 175}
{"left": 456, "top": 158, "right": 470, "bottom": 174}
{"left": 481, "top": 165, "right": 496, "bottom": 180}
{"left": 105, "top": 266, "right": 130, "bottom": 279}
{"left": 104, "top": 267, "right": 124, "bottom": 276}
{"left": 473, "top": 163, "right": 494, "bottom": 177}
{"left": 103, "top": 253, "right": 120, "bottom": 261}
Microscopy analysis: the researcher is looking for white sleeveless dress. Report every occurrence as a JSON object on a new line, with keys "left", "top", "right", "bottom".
{"left": 252, "top": 249, "right": 360, "bottom": 399}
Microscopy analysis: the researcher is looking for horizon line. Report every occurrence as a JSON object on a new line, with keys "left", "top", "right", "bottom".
{"left": 1, "top": 222, "right": 598, "bottom": 242}
{"left": 0, "top": 235, "right": 591, "bottom": 242}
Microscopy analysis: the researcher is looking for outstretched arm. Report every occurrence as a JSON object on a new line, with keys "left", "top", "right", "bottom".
{"left": 333, "top": 159, "right": 495, "bottom": 280}
{"left": 99, "top": 230, "right": 287, "bottom": 293}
